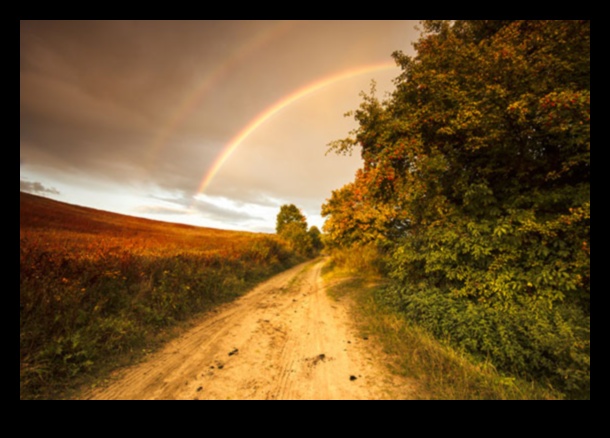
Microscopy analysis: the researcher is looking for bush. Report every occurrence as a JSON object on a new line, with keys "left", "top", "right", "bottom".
{"left": 383, "top": 284, "right": 590, "bottom": 399}
{"left": 323, "top": 20, "right": 590, "bottom": 400}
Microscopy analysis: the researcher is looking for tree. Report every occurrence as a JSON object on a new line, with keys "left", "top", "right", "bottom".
{"left": 276, "top": 204, "right": 316, "bottom": 257}
{"left": 276, "top": 204, "right": 307, "bottom": 235}
{"left": 308, "top": 226, "right": 324, "bottom": 253}
{"left": 328, "top": 20, "right": 590, "bottom": 310}
{"left": 321, "top": 176, "right": 406, "bottom": 249}
{"left": 325, "top": 20, "right": 590, "bottom": 397}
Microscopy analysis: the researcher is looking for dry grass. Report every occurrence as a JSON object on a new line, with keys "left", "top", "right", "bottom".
{"left": 20, "top": 192, "right": 301, "bottom": 399}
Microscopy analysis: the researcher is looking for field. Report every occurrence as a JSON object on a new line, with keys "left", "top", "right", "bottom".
{"left": 20, "top": 192, "right": 301, "bottom": 399}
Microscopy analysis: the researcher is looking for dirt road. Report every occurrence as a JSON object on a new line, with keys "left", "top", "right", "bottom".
{"left": 83, "top": 259, "right": 414, "bottom": 400}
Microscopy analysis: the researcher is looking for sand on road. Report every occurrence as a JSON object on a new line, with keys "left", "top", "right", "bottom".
{"left": 82, "top": 259, "right": 414, "bottom": 400}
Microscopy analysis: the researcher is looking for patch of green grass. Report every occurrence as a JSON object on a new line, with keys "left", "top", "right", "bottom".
{"left": 323, "top": 264, "right": 560, "bottom": 400}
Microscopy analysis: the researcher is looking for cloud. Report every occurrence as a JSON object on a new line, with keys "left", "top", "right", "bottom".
{"left": 132, "top": 204, "right": 188, "bottom": 215}
{"left": 19, "top": 20, "right": 419, "bottom": 232}
{"left": 129, "top": 191, "right": 278, "bottom": 233}
{"left": 156, "top": 192, "right": 269, "bottom": 223}
{"left": 20, "top": 179, "right": 60, "bottom": 195}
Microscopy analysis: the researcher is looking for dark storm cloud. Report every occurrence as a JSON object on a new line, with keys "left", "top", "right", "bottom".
{"left": 20, "top": 180, "right": 60, "bottom": 195}
{"left": 20, "top": 20, "right": 257, "bottom": 190}
{"left": 20, "top": 20, "right": 259, "bottom": 122}
{"left": 20, "top": 20, "right": 418, "bottom": 230}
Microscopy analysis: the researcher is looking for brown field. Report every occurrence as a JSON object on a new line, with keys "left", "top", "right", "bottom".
{"left": 20, "top": 192, "right": 301, "bottom": 399}
{"left": 20, "top": 192, "right": 265, "bottom": 257}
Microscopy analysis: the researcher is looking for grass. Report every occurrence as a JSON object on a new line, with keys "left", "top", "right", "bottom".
{"left": 322, "top": 264, "right": 560, "bottom": 400}
{"left": 20, "top": 192, "right": 304, "bottom": 399}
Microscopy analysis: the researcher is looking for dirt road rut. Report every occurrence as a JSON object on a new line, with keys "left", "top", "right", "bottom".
{"left": 83, "top": 259, "right": 413, "bottom": 400}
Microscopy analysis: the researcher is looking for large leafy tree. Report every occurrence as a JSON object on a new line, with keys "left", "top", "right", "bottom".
{"left": 328, "top": 20, "right": 590, "bottom": 310}
{"left": 325, "top": 20, "right": 590, "bottom": 397}
{"left": 276, "top": 204, "right": 307, "bottom": 235}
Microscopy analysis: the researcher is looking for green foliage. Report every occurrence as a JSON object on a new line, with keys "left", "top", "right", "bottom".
{"left": 326, "top": 243, "right": 388, "bottom": 277}
{"left": 308, "top": 226, "right": 324, "bottom": 253}
{"left": 382, "top": 284, "right": 589, "bottom": 399}
{"left": 389, "top": 199, "right": 590, "bottom": 311}
{"left": 280, "top": 222, "right": 313, "bottom": 255}
{"left": 323, "top": 266, "right": 560, "bottom": 400}
{"left": 276, "top": 204, "right": 307, "bottom": 235}
{"left": 324, "top": 20, "right": 590, "bottom": 399}
{"left": 275, "top": 204, "right": 323, "bottom": 258}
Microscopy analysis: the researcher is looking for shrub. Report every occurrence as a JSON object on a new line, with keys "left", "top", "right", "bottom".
{"left": 383, "top": 284, "right": 590, "bottom": 399}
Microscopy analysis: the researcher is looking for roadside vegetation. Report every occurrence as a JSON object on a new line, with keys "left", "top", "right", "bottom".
{"left": 322, "top": 251, "right": 560, "bottom": 400}
{"left": 20, "top": 192, "right": 304, "bottom": 399}
{"left": 322, "top": 21, "right": 590, "bottom": 399}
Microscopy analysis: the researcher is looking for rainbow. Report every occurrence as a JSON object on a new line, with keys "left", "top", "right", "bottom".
{"left": 197, "top": 61, "right": 398, "bottom": 194}
{"left": 146, "top": 21, "right": 295, "bottom": 169}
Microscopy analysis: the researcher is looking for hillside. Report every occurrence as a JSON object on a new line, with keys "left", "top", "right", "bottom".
{"left": 20, "top": 192, "right": 258, "bottom": 254}
{"left": 20, "top": 192, "right": 302, "bottom": 399}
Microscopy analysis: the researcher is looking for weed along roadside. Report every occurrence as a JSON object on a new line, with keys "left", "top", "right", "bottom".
{"left": 19, "top": 192, "right": 311, "bottom": 400}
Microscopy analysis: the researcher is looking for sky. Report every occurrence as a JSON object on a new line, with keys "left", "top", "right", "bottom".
{"left": 20, "top": 20, "right": 420, "bottom": 233}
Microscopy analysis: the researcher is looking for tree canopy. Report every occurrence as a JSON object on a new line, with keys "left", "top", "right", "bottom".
{"left": 275, "top": 204, "right": 323, "bottom": 257}
{"left": 322, "top": 20, "right": 589, "bottom": 398}
{"left": 276, "top": 204, "right": 307, "bottom": 235}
